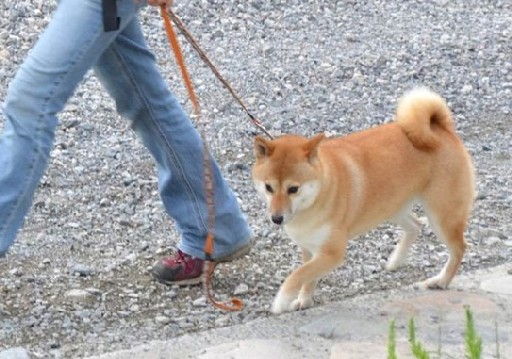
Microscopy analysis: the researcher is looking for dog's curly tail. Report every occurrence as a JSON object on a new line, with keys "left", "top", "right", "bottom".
{"left": 396, "top": 87, "right": 455, "bottom": 151}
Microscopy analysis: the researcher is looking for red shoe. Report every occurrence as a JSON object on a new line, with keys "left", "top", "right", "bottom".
{"left": 151, "top": 250, "right": 204, "bottom": 285}
{"left": 152, "top": 238, "right": 254, "bottom": 285}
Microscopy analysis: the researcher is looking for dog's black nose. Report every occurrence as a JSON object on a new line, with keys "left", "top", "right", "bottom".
{"left": 271, "top": 215, "right": 284, "bottom": 225}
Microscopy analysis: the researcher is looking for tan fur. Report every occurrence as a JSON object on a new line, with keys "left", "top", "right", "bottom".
{"left": 252, "top": 88, "right": 475, "bottom": 314}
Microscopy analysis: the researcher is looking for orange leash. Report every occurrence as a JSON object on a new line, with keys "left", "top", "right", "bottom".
{"left": 160, "top": 5, "right": 199, "bottom": 113}
{"left": 160, "top": 5, "right": 243, "bottom": 311}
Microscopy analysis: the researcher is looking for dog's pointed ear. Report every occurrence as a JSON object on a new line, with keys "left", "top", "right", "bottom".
{"left": 303, "top": 133, "right": 325, "bottom": 161}
{"left": 254, "top": 136, "right": 274, "bottom": 159}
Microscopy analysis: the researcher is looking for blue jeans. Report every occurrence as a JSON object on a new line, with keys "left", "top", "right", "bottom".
{"left": 0, "top": 0, "right": 251, "bottom": 259}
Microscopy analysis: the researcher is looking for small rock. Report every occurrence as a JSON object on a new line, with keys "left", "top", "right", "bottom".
{"left": 215, "top": 316, "right": 230, "bottom": 327}
{"left": 165, "top": 290, "right": 177, "bottom": 299}
{"left": 64, "top": 289, "right": 95, "bottom": 304}
{"left": 63, "top": 119, "right": 80, "bottom": 129}
{"left": 178, "top": 321, "right": 195, "bottom": 329}
{"left": 99, "top": 198, "right": 110, "bottom": 207}
{"left": 118, "top": 219, "right": 133, "bottom": 227}
{"left": 139, "top": 241, "right": 150, "bottom": 252}
{"left": 0, "top": 49, "right": 9, "bottom": 61}
{"left": 192, "top": 296, "right": 208, "bottom": 307}
{"left": 481, "top": 228, "right": 507, "bottom": 239}
{"left": 461, "top": 84, "right": 473, "bottom": 94}
{"left": 123, "top": 253, "right": 137, "bottom": 263}
{"left": 155, "top": 315, "right": 171, "bottom": 325}
{"left": 69, "top": 264, "right": 93, "bottom": 277}
{"left": 8, "top": 268, "right": 23, "bottom": 277}
{"left": 233, "top": 283, "right": 249, "bottom": 296}
{"left": 85, "top": 287, "right": 102, "bottom": 296}
{"left": 81, "top": 123, "right": 94, "bottom": 131}
{"left": 485, "top": 237, "right": 501, "bottom": 246}
{"left": 155, "top": 247, "right": 167, "bottom": 255}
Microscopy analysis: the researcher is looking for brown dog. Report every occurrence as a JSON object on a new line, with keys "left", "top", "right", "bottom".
{"left": 252, "top": 88, "right": 475, "bottom": 314}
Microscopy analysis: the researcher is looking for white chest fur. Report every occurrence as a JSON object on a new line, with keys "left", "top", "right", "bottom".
{"left": 285, "top": 222, "right": 332, "bottom": 254}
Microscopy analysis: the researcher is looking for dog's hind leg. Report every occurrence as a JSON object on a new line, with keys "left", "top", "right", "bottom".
{"left": 386, "top": 211, "right": 421, "bottom": 271}
{"left": 416, "top": 186, "right": 472, "bottom": 289}
{"left": 419, "top": 207, "right": 468, "bottom": 289}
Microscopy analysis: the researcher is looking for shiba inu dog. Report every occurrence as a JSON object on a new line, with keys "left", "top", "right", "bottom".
{"left": 252, "top": 88, "right": 475, "bottom": 314}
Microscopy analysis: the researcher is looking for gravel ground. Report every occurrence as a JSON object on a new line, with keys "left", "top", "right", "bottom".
{"left": 1, "top": 1, "right": 511, "bottom": 358}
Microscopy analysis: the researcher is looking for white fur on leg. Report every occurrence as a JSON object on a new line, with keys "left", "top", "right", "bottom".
{"left": 385, "top": 244, "right": 408, "bottom": 271}
{"left": 271, "top": 288, "right": 297, "bottom": 314}
{"left": 386, "top": 214, "right": 420, "bottom": 271}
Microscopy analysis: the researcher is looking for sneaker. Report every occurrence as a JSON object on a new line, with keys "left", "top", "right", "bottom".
{"left": 151, "top": 238, "right": 254, "bottom": 285}
{"left": 151, "top": 250, "right": 204, "bottom": 285}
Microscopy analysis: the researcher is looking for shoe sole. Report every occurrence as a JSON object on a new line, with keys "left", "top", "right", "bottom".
{"left": 214, "top": 238, "right": 254, "bottom": 263}
{"left": 156, "top": 275, "right": 204, "bottom": 286}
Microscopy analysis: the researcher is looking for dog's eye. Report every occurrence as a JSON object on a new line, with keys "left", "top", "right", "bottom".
{"left": 288, "top": 186, "right": 299, "bottom": 194}
{"left": 265, "top": 183, "right": 274, "bottom": 193}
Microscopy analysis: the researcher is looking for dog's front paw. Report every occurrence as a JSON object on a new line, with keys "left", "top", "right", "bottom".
{"left": 271, "top": 292, "right": 314, "bottom": 314}
{"left": 271, "top": 291, "right": 296, "bottom": 314}
{"left": 413, "top": 275, "right": 449, "bottom": 291}
{"left": 290, "top": 295, "right": 314, "bottom": 311}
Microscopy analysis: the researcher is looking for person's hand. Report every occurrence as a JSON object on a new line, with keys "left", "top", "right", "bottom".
{"left": 147, "top": 0, "right": 173, "bottom": 8}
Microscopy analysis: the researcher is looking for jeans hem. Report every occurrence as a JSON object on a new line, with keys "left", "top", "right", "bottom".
{"left": 178, "top": 234, "right": 253, "bottom": 261}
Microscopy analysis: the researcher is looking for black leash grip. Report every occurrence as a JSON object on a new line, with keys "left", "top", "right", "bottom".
{"left": 102, "top": 0, "right": 120, "bottom": 32}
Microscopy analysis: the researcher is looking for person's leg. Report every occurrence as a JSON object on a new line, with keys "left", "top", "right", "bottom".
{"left": 0, "top": 0, "right": 141, "bottom": 256}
{"left": 92, "top": 14, "right": 252, "bottom": 262}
